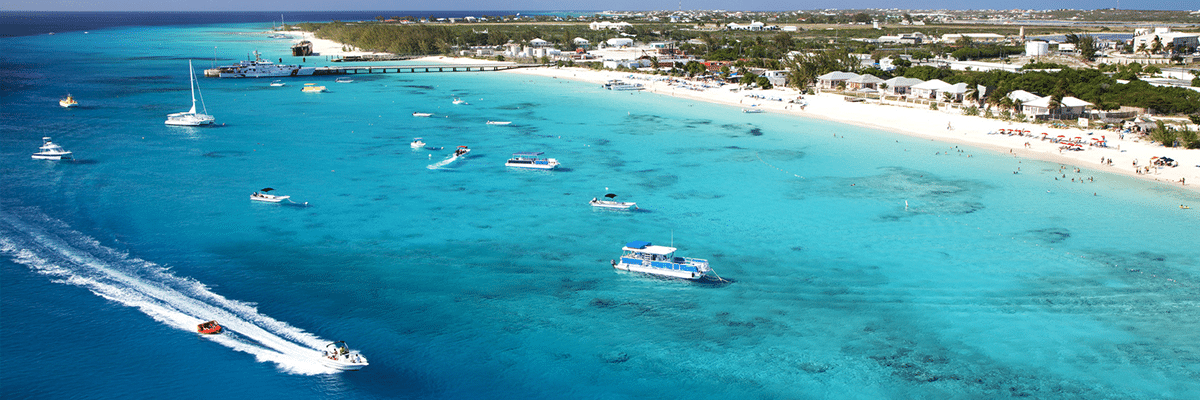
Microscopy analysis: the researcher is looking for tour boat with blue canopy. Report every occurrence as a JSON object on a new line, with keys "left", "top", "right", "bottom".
{"left": 505, "top": 152, "right": 559, "bottom": 170}
{"left": 611, "top": 241, "right": 722, "bottom": 281}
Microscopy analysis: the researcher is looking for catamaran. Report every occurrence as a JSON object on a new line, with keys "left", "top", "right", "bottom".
{"left": 165, "top": 60, "right": 216, "bottom": 126}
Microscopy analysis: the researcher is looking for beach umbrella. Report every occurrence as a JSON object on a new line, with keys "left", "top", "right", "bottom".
{"left": 261, "top": 188, "right": 275, "bottom": 192}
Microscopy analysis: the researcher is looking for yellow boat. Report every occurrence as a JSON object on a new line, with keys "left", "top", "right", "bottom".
{"left": 301, "top": 83, "right": 326, "bottom": 93}
{"left": 59, "top": 94, "right": 78, "bottom": 108}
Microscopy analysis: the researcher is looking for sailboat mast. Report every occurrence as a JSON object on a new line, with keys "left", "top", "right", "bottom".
{"left": 188, "top": 60, "right": 197, "bottom": 114}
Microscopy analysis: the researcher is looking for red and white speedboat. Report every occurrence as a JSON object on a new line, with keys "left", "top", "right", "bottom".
{"left": 197, "top": 320, "right": 222, "bottom": 334}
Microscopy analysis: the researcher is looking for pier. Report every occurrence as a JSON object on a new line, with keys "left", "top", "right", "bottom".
{"left": 313, "top": 64, "right": 540, "bottom": 75}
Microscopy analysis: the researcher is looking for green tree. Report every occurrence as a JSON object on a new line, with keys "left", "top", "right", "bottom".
{"left": 1078, "top": 34, "right": 1097, "bottom": 61}
{"left": 1150, "top": 121, "right": 1177, "bottom": 147}
{"left": 852, "top": 13, "right": 872, "bottom": 23}
{"left": 756, "top": 76, "right": 772, "bottom": 89}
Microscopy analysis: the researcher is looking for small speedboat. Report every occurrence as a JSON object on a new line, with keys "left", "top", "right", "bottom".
{"left": 452, "top": 98, "right": 468, "bottom": 105}
{"left": 590, "top": 193, "right": 637, "bottom": 210}
{"left": 412, "top": 112, "right": 432, "bottom": 117}
{"left": 319, "top": 341, "right": 368, "bottom": 371}
{"left": 32, "top": 137, "right": 73, "bottom": 160}
{"left": 197, "top": 320, "right": 222, "bottom": 334}
{"left": 301, "top": 83, "right": 326, "bottom": 93}
{"left": 411, "top": 138, "right": 426, "bottom": 148}
{"left": 453, "top": 145, "right": 470, "bottom": 157}
{"left": 505, "top": 152, "right": 559, "bottom": 170}
{"left": 270, "top": 80, "right": 286, "bottom": 87}
{"left": 59, "top": 94, "right": 78, "bottom": 108}
{"left": 335, "top": 77, "right": 354, "bottom": 83}
{"left": 742, "top": 107, "right": 763, "bottom": 113}
{"left": 251, "top": 188, "right": 290, "bottom": 203}
{"left": 486, "top": 121, "right": 511, "bottom": 125}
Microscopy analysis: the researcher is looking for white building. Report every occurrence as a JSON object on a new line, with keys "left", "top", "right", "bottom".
{"left": 605, "top": 38, "right": 634, "bottom": 48}
{"left": 590, "top": 21, "right": 633, "bottom": 30}
{"left": 942, "top": 33, "right": 1006, "bottom": 43}
{"left": 529, "top": 38, "right": 549, "bottom": 47}
{"left": 1133, "top": 28, "right": 1199, "bottom": 53}
{"left": 727, "top": 21, "right": 765, "bottom": 31}
{"left": 881, "top": 77, "right": 924, "bottom": 95}
{"left": 1022, "top": 96, "right": 1093, "bottom": 118}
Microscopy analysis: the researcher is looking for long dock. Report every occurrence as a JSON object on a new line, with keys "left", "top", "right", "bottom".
{"left": 313, "top": 64, "right": 540, "bottom": 75}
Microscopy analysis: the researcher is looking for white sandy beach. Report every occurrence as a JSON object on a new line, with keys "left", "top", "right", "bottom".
{"left": 503, "top": 66, "right": 1200, "bottom": 194}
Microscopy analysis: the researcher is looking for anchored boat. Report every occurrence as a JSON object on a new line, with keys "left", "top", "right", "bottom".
{"left": 505, "top": 152, "right": 559, "bottom": 170}
{"left": 59, "top": 94, "right": 78, "bottom": 108}
{"left": 611, "top": 240, "right": 718, "bottom": 280}
{"left": 31, "top": 137, "right": 73, "bottom": 160}
{"left": 590, "top": 193, "right": 637, "bottom": 210}
{"left": 165, "top": 60, "right": 216, "bottom": 126}
{"left": 319, "top": 341, "right": 368, "bottom": 371}
{"left": 251, "top": 188, "right": 289, "bottom": 203}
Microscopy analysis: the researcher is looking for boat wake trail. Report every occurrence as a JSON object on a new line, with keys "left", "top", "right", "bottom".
{"left": 427, "top": 154, "right": 460, "bottom": 170}
{"left": 0, "top": 207, "right": 335, "bottom": 375}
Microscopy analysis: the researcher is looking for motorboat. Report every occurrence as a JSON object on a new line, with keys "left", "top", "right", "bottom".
{"left": 412, "top": 112, "right": 433, "bottom": 117}
{"left": 411, "top": 138, "right": 426, "bottom": 148}
{"left": 452, "top": 98, "right": 468, "bottom": 105}
{"left": 454, "top": 145, "right": 470, "bottom": 157}
{"left": 319, "top": 341, "right": 368, "bottom": 371}
{"left": 31, "top": 137, "right": 73, "bottom": 160}
{"left": 742, "top": 107, "right": 763, "bottom": 113}
{"left": 214, "top": 51, "right": 315, "bottom": 78}
{"left": 59, "top": 94, "right": 78, "bottom": 108}
{"left": 335, "top": 77, "right": 354, "bottom": 83}
{"left": 251, "top": 188, "right": 290, "bottom": 203}
{"left": 590, "top": 193, "right": 637, "bottom": 210}
{"left": 611, "top": 241, "right": 718, "bottom": 280}
{"left": 165, "top": 60, "right": 216, "bottom": 126}
{"left": 602, "top": 80, "right": 644, "bottom": 91}
{"left": 505, "top": 152, "right": 559, "bottom": 170}
{"left": 486, "top": 121, "right": 512, "bottom": 125}
{"left": 270, "top": 80, "right": 286, "bottom": 87}
{"left": 197, "top": 320, "right": 222, "bottom": 334}
{"left": 301, "top": 83, "right": 326, "bottom": 93}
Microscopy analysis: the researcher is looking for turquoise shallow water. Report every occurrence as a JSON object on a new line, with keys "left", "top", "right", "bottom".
{"left": 3, "top": 23, "right": 1200, "bottom": 399}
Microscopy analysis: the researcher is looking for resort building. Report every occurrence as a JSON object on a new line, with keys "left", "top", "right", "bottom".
{"left": 1007, "top": 90, "right": 1043, "bottom": 105}
{"left": 910, "top": 79, "right": 968, "bottom": 101}
{"left": 1021, "top": 96, "right": 1094, "bottom": 120}
{"left": 881, "top": 77, "right": 924, "bottom": 95}
{"left": 762, "top": 70, "right": 789, "bottom": 87}
{"left": 727, "top": 21, "right": 766, "bottom": 31}
{"left": 942, "top": 33, "right": 1006, "bottom": 43}
{"left": 816, "top": 71, "right": 860, "bottom": 89}
{"left": 605, "top": 38, "right": 634, "bottom": 48}
{"left": 846, "top": 74, "right": 885, "bottom": 90}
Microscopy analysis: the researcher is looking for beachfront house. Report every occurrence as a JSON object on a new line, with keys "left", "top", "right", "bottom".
{"left": 881, "top": 77, "right": 924, "bottom": 95}
{"left": 1007, "top": 90, "right": 1042, "bottom": 104}
{"left": 817, "top": 71, "right": 860, "bottom": 90}
{"left": 1022, "top": 96, "right": 1094, "bottom": 120}
{"left": 763, "top": 70, "right": 789, "bottom": 87}
{"left": 846, "top": 74, "right": 885, "bottom": 90}
{"left": 910, "top": 79, "right": 969, "bottom": 101}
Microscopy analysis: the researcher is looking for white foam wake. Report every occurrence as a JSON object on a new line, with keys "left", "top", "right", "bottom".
{"left": 426, "top": 154, "right": 461, "bottom": 170}
{"left": 0, "top": 207, "right": 342, "bottom": 375}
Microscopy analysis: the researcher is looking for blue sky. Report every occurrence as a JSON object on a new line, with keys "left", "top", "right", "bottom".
{"left": 1, "top": 0, "right": 1190, "bottom": 11}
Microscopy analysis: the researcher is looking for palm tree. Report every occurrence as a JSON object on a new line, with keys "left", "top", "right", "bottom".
{"left": 1151, "top": 36, "right": 1164, "bottom": 55}
{"left": 1137, "top": 43, "right": 1149, "bottom": 57}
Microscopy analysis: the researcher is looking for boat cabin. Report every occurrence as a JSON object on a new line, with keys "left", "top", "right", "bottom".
{"left": 620, "top": 241, "right": 698, "bottom": 272}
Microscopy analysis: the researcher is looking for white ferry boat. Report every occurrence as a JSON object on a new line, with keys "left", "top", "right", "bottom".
{"left": 505, "top": 152, "right": 559, "bottom": 170}
{"left": 602, "top": 80, "right": 645, "bottom": 91}
{"left": 32, "top": 137, "right": 73, "bottom": 160}
{"left": 318, "top": 341, "right": 368, "bottom": 371}
{"left": 216, "top": 51, "right": 315, "bottom": 78}
{"left": 611, "top": 241, "right": 714, "bottom": 280}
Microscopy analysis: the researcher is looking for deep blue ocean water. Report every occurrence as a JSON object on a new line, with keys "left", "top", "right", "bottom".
{"left": 3, "top": 17, "right": 1200, "bottom": 399}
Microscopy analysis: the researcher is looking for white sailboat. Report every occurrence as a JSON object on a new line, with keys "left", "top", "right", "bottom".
{"left": 166, "top": 60, "right": 215, "bottom": 126}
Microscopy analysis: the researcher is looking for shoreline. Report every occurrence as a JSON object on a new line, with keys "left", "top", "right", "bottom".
{"left": 499, "top": 66, "right": 1199, "bottom": 194}
{"left": 284, "top": 29, "right": 1197, "bottom": 193}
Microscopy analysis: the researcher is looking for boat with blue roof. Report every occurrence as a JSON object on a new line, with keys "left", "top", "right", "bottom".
{"left": 611, "top": 241, "right": 718, "bottom": 280}
{"left": 505, "top": 152, "right": 559, "bottom": 170}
